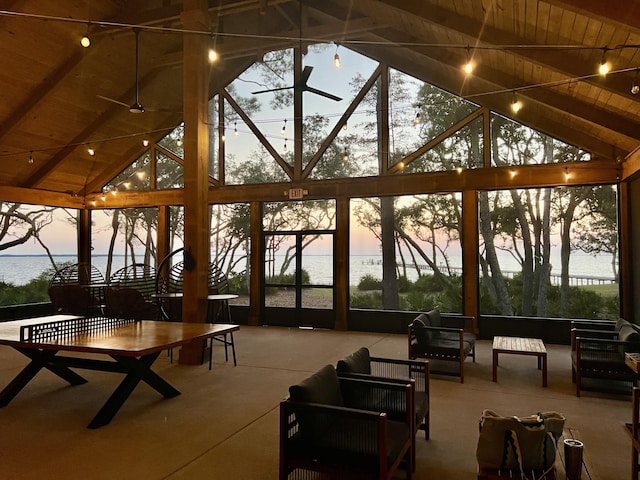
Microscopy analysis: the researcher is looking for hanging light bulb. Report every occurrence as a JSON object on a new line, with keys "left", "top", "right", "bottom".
{"left": 413, "top": 104, "right": 422, "bottom": 125}
{"left": 632, "top": 70, "right": 639, "bottom": 95}
{"left": 463, "top": 46, "right": 473, "bottom": 75}
{"left": 342, "top": 148, "right": 349, "bottom": 163}
{"left": 234, "top": 121, "right": 239, "bottom": 136}
{"left": 283, "top": 139, "right": 288, "bottom": 152}
{"left": 281, "top": 119, "right": 287, "bottom": 136}
{"left": 28, "top": 152, "right": 34, "bottom": 164}
{"left": 334, "top": 44, "right": 342, "bottom": 68}
{"left": 564, "top": 167, "right": 571, "bottom": 181}
{"left": 208, "top": 48, "right": 218, "bottom": 62}
{"left": 598, "top": 48, "right": 610, "bottom": 76}
{"left": 87, "top": 146, "right": 95, "bottom": 156}
{"left": 142, "top": 139, "right": 149, "bottom": 147}
{"left": 342, "top": 122, "right": 348, "bottom": 131}
{"left": 510, "top": 94, "right": 522, "bottom": 113}
{"left": 81, "top": 35, "right": 91, "bottom": 48}
{"left": 221, "top": 133, "right": 226, "bottom": 142}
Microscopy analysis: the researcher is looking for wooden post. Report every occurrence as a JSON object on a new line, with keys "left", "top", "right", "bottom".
{"left": 335, "top": 197, "right": 349, "bottom": 330}
{"left": 249, "top": 201, "right": 262, "bottom": 326}
{"left": 462, "top": 190, "right": 479, "bottom": 333}
{"left": 179, "top": 0, "right": 210, "bottom": 364}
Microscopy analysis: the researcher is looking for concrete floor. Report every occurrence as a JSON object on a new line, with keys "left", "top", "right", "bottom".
{"left": 0, "top": 325, "right": 631, "bottom": 479}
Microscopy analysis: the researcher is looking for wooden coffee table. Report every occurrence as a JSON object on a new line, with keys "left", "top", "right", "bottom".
{"left": 492, "top": 336, "right": 547, "bottom": 387}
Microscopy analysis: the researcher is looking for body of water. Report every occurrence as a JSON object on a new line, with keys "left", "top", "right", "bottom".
{"left": 0, "top": 251, "right": 617, "bottom": 287}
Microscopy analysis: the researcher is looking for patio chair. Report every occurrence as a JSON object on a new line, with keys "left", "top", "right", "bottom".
{"left": 48, "top": 284, "right": 93, "bottom": 316}
{"left": 49, "top": 262, "right": 106, "bottom": 314}
{"left": 280, "top": 364, "right": 413, "bottom": 480}
{"left": 109, "top": 263, "right": 157, "bottom": 302}
{"left": 336, "top": 347, "right": 430, "bottom": 440}
{"left": 408, "top": 310, "right": 475, "bottom": 383}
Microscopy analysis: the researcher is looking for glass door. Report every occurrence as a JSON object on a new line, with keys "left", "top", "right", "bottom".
{"left": 262, "top": 230, "right": 335, "bottom": 328}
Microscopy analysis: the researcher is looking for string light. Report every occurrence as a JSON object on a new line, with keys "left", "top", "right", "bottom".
{"left": 208, "top": 48, "right": 218, "bottom": 62}
{"left": 28, "top": 151, "right": 34, "bottom": 164}
{"left": 283, "top": 139, "right": 288, "bottom": 152}
{"left": 281, "top": 119, "right": 287, "bottom": 136}
{"left": 142, "top": 139, "right": 149, "bottom": 146}
{"left": 510, "top": 169, "right": 517, "bottom": 178}
{"left": 342, "top": 148, "right": 349, "bottom": 163}
{"left": 342, "top": 122, "right": 348, "bottom": 131}
{"left": 463, "top": 46, "right": 473, "bottom": 75}
{"left": 564, "top": 167, "right": 571, "bottom": 181}
{"left": 456, "top": 166, "right": 463, "bottom": 174}
{"left": 632, "top": 70, "right": 639, "bottom": 95}
{"left": 87, "top": 145, "right": 95, "bottom": 156}
{"left": 234, "top": 121, "right": 239, "bottom": 136}
{"left": 510, "top": 94, "right": 522, "bottom": 113}
{"left": 333, "top": 44, "right": 341, "bottom": 68}
{"left": 80, "top": 35, "right": 90, "bottom": 48}
{"left": 413, "top": 104, "right": 422, "bottom": 125}
{"left": 598, "top": 48, "right": 610, "bottom": 76}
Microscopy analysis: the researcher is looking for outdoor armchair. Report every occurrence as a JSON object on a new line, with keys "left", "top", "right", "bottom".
{"left": 409, "top": 309, "right": 475, "bottom": 383}
{"left": 571, "top": 318, "right": 640, "bottom": 396}
{"left": 280, "top": 364, "right": 413, "bottom": 480}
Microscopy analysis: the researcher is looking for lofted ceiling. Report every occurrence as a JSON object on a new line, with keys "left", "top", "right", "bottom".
{"left": 1, "top": 0, "right": 640, "bottom": 198}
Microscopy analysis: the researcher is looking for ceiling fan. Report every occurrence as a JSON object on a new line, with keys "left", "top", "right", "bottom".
{"left": 251, "top": 65, "right": 342, "bottom": 101}
{"left": 98, "top": 28, "right": 146, "bottom": 113}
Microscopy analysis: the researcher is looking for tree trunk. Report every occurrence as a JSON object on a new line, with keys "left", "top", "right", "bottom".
{"left": 478, "top": 191, "right": 513, "bottom": 315}
{"left": 381, "top": 196, "right": 399, "bottom": 309}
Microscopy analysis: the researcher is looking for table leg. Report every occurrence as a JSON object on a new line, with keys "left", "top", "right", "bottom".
{"left": 542, "top": 353, "right": 548, "bottom": 387}
{"left": 0, "top": 349, "right": 87, "bottom": 407}
{"left": 88, "top": 352, "right": 180, "bottom": 429}
{"left": 492, "top": 350, "right": 498, "bottom": 382}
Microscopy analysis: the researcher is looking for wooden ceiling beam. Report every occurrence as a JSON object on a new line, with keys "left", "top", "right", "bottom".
{"left": 352, "top": 41, "right": 622, "bottom": 159}
{"left": 347, "top": 0, "right": 638, "bottom": 109}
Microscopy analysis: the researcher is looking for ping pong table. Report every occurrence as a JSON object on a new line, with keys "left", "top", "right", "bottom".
{"left": 0, "top": 315, "right": 239, "bottom": 428}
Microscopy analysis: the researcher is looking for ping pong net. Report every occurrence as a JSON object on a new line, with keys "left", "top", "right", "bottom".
{"left": 20, "top": 316, "right": 139, "bottom": 342}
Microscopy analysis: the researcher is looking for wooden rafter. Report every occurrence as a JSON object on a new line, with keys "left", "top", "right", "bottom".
{"left": 302, "top": 64, "right": 383, "bottom": 179}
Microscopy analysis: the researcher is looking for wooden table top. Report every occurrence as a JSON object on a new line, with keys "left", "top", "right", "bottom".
{"left": 492, "top": 336, "right": 546, "bottom": 354}
{"left": 0, "top": 315, "right": 239, "bottom": 357}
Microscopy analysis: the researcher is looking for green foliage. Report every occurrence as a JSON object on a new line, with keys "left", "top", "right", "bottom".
{"left": 358, "top": 274, "right": 382, "bottom": 291}
{"left": 266, "top": 269, "right": 310, "bottom": 285}
{"left": 350, "top": 291, "right": 383, "bottom": 309}
{"left": 227, "top": 271, "right": 249, "bottom": 295}
{"left": 0, "top": 269, "right": 52, "bottom": 307}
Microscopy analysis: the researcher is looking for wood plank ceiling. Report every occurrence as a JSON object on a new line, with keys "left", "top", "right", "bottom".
{"left": 0, "top": 0, "right": 639, "bottom": 199}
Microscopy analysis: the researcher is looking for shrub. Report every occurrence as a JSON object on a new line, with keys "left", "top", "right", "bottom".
{"left": 358, "top": 274, "right": 382, "bottom": 291}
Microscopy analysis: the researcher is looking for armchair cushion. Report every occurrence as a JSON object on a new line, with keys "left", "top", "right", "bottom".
{"left": 289, "top": 364, "right": 344, "bottom": 407}
{"left": 412, "top": 315, "right": 431, "bottom": 345}
{"left": 336, "top": 347, "right": 371, "bottom": 375}
{"left": 619, "top": 324, "right": 640, "bottom": 345}
{"left": 425, "top": 309, "right": 442, "bottom": 328}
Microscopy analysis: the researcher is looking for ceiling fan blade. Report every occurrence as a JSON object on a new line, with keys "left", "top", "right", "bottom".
{"left": 251, "top": 86, "right": 295, "bottom": 95}
{"left": 97, "top": 95, "right": 130, "bottom": 108}
{"left": 300, "top": 65, "right": 313, "bottom": 85}
{"left": 304, "top": 86, "right": 342, "bottom": 102}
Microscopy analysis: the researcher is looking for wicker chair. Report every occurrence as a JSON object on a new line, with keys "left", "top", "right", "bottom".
{"left": 49, "top": 262, "right": 106, "bottom": 315}
{"left": 280, "top": 364, "right": 413, "bottom": 480}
